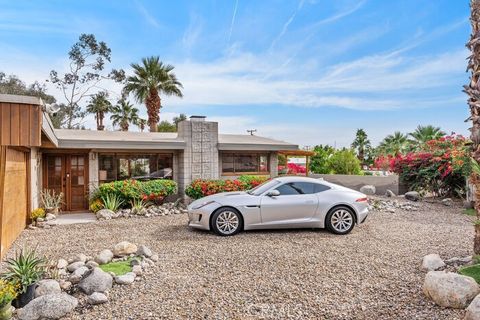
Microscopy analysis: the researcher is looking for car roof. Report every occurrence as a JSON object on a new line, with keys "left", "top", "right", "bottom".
{"left": 273, "top": 176, "right": 327, "bottom": 184}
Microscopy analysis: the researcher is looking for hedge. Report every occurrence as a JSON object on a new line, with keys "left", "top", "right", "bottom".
{"left": 90, "top": 179, "right": 178, "bottom": 211}
{"left": 185, "top": 175, "right": 269, "bottom": 200}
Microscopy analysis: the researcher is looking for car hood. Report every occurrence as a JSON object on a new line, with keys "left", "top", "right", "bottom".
{"left": 189, "top": 191, "right": 260, "bottom": 208}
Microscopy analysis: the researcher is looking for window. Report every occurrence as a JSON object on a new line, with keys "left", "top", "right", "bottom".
{"left": 314, "top": 183, "right": 331, "bottom": 193}
{"left": 275, "top": 182, "right": 316, "bottom": 195}
{"left": 221, "top": 153, "right": 269, "bottom": 174}
{"left": 98, "top": 154, "right": 173, "bottom": 183}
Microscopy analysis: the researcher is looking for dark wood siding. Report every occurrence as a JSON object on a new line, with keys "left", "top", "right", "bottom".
{"left": 0, "top": 102, "right": 41, "bottom": 147}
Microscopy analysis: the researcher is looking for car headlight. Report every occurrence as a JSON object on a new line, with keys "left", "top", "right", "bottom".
{"left": 192, "top": 200, "right": 216, "bottom": 210}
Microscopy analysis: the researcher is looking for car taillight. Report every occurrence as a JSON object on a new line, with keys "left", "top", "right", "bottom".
{"left": 356, "top": 197, "right": 368, "bottom": 202}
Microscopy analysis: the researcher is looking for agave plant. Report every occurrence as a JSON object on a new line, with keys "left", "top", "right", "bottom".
{"left": 2, "top": 247, "right": 46, "bottom": 294}
{"left": 100, "top": 193, "right": 123, "bottom": 212}
{"left": 40, "top": 189, "right": 64, "bottom": 212}
{"left": 130, "top": 198, "right": 150, "bottom": 215}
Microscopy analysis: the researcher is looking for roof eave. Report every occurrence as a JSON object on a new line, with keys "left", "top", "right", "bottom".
{"left": 217, "top": 143, "right": 299, "bottom": 151}
{"left": 57, "top": 140, "right": 186, "bottom": 150}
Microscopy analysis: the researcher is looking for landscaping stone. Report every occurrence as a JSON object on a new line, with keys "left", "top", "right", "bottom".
{"left": 442, "top": 198, "right": 453, "bottom": 206}
{"left": 78, "top": 267, "right": 113, "bottom": 295}
{"left": 86, "top": 260, "right": 99, "bottom": 268}
{"left": 72, "top": 253, "right": 87, "bottom": 263}
{"left": 115, "top": 272, "right": 136, "bottom": 285}
{"left": 59, "top": 280, "right": 72, "bottom": 291}
{"left": 422, "top": 254, "right": 446, "bottom": 271}
{"left": 57, "top": 258, "right": 68, "bottom": 269}
{"left": 405, "top": 191, "right": 420, "bottom": 201}
{"left": 385, "top": 189, "right": 396, "bottom": 197}
{"left": 96, "top": 209, "right": 115, "bottom": 220}
{"left": 423, "top": 271, "right": 480, "bottom": 308}
{"left": 87, "top": 292, "right": 108, "bottom": 305}
{"left": 34, "top": 279, "right": 61, "bottom": 298}
{"left": 95, "top": 249, "right": 114, "bottom": 264}
{"left": 360, "top": 185, "right": 376, "bottom": 195}
{"left": 69, "top": 266, "right": 89, "bottom": 284}
{"left": 45, "top": 213, "right": 56, "bottom": 221}
{"left": 66, "top": 261, "right": 85, "bottom": 272}
{"left": 445, "top": 256, "right": 473, "bottom": 266}
{"left": 130, "top": 257, "right": 141, "bottom": 266}
{"left": 132, "top": 265, "right": 143, "bottom": 276}
{"left": 17, "top": 293, "right": 78, "bottom": 320}
{"left": 137, "top": 245, "right": 152, "bottom": 257}
{"left": 466, "top": 294, "right": 480, "bottom": 320}
{"left": 150, "top": 254, "right": 159, "bottom": 262}
{"left": 113, "top": 241, "right": 137, "bottom": 257}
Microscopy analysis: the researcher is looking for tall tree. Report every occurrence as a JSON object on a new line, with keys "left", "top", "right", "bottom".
{"left": 137, "top": 118, "right": 147, "bottom": 132}
{"left": 409, "top": 125, "right": 446, "bottom": 147}
{"left": 351, "top": 129, "right": 371, "bottom": 164}
{"left": 310, "top": 145, "right": 335, "bottom": 174}
{"left": 173, "top": 113, "right": 187, "bottom": 127}
{"left": 157, "top": 121, "right": 177, "bottom": 132}
{"left": 466, "top": 0, "right": 480, "bottom": 254}
{"left": 377, "top": 132, "right": 409, "bottom": 156}
{"left": 0, "top": 72, "right": 56, "bottom": 104}
{"left": 110, "top": 100, "right": 139, "bottom": 131}
{"left": 49, "top": 34, "right": 125, "bottom": 129}
{"left": 123, "top": 56, "right": 183, "bottom": 132}
{"left": 86, "top": 91, "right": 112, "bottom": 130}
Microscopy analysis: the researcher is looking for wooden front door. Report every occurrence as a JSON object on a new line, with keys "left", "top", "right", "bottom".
{"left": 44, "top": 154, "right": 88, "bottom": 212}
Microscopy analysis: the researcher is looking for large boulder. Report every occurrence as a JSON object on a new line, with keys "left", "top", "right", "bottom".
{"left": 95, "top": 249, "right": 114, "bottom": 265}
{"left": 423, "top": 271, "right": 480, "bottom": 308}
{"left": 360, "top": 185, "right": 376, "bottom": 195}
{"left": 466, "top": 294, "right": 480, "bottom": 320}
{"left": 422, "top": 254, "right": 446, "bottom": 271}
{"left": 113, "top": 241, "right": 137, "bottom": 257}
{"left": 78, "top": 267, "right": 113, "bottom": 295}
{"left": 34, "top": 279, "right": 61, "bottom": 298}
{"left": 17, "top": 293, "right": 78, "bottom": 320}
{"left": 96, "top": 209, "right": 115, "bottom": 220}
{"left": 405, "top": 191, "right": 420, "bottom": 202}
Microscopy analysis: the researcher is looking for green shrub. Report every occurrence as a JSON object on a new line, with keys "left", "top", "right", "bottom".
{"left": 328, "top": 149, "right": 362, "bottom": 175}
{"left": 100, "top": 193, "right": 124, "bottom": 212}
{"left": 92, "top": 179, "right": 177, "bottom": 209}
{"left": 185, "top": 175, "right": 269, "bottom": 200}
{"left": 99, "top": 259, "right": 133, "bottom": 276}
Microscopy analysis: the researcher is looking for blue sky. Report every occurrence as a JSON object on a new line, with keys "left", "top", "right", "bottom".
{"left": 0, "top": 0, "right": 471, "bottom": 147}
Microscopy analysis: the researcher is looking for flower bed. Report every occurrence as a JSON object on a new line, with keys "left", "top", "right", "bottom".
{"left": 185, "top": 175, "right": 269, "bottom": 200}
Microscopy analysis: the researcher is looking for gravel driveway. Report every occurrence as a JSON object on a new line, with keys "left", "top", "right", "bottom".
{"left": 6, "top": 198, "right": 474, "bottom": 319}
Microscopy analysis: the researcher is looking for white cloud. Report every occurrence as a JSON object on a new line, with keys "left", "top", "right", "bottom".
{"left": 135, "top": 1, "right": 160, "bottom": 29}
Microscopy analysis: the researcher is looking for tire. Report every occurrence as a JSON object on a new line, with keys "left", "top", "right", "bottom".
{"left": 325, "top": 206, "right": 355, "bottom": 235}
{"left": 211, "top": 207, "right": 243, "bottom": 236}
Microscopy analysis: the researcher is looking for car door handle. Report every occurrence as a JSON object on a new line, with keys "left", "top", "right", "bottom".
{"left": 246, "top": 205, "right": 260, "bottom": 208}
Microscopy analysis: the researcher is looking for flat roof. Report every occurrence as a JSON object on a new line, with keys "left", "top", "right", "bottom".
{"left": 218, "top": 134, "right": 298, "bottom": 151}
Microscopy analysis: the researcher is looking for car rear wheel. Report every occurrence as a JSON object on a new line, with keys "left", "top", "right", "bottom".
{"left": 326, "top": 206, "right": 355, "bottom": 235}
{"left": 211, "top": 208, "right": 243, "bottom": 236}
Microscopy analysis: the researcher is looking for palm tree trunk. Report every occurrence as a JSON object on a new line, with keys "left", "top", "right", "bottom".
{"left": 468, "top": 0, "right": 480, "bottom": 254}
{"left": 98, "top": 112, "right": 105, "bottom": 131}
{"left": 146, "top": 88, "right": 161, "bottom": 132}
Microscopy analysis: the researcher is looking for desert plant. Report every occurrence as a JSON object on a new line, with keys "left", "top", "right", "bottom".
{"left": 100, "top": 193, "right": 123, "bottom": 212}
{"left": 30, "top": 208, "right": 45, "bottom": 221}
{"left": 89, "top": 199, "right": 103, "bottom": 213}
{"left": 2, "top": 247, "right": 45, "bottom": 294}
{"left": 130, "top": 198, "right": 150, "bottom": 215}
{"left": 40, "top": 190, "right": 63, "bottom": 211}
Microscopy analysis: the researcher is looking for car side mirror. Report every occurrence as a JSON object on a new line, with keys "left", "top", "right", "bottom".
{"left": 267, "top": 190, "right": 280, "bottom": 197}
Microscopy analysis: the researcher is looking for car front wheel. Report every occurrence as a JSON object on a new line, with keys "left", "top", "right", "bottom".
{"left": 211, "top": 208, "right": 243, "bottom": 236}
{"left": 326, "top": 206, "right": 355, "bottom": 235}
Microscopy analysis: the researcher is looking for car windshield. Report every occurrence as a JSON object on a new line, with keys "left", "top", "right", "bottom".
{"left": 247, "top": 179, "right": 280, "bottom": 196}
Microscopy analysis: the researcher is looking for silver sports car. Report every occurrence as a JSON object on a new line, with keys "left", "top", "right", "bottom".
{"left": 187, "top": 176, "right": 369, "bottom": 236}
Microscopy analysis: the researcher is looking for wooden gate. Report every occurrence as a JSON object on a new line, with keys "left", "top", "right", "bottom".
{"left": 0, "top": 147, "right": 29, "bottom": 257}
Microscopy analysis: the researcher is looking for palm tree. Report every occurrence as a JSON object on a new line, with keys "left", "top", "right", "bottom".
{"left": 85, "top": 91, "right": 112, "bottom": 130}
{"left": 409, "top": 125, "right": 445, "bottom": 147}
{"left": 123, "top": 56, "right": 183, "bottom": 132}
{"left": 110, "top": 100, "right": 140, "bottom": 131}
{"left": 137, "top": 118, "right": 147, "bottom": 132}
{"left": 466, "top": 0, "right": 480, "bottom": 254}
{"left": 351, "top": 129, "right": 371, "bottom": 164}
{"left": 377, "top": 132, "right": 408, "bottom": 155}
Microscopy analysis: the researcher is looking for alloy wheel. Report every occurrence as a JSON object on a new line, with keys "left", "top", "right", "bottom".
{"left": 215, "top": 211, "right": 239, "bottom": 235}
{"left": 330, "top": 209, "right": 353, "bottom": 233}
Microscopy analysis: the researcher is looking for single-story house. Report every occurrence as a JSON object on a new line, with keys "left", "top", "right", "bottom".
{"left": 0, "top": 94, "right": 299, "bottom": 256}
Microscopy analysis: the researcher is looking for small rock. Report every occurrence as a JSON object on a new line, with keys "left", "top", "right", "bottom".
{"left": 466, "top": 294, "right": 480, "bottom": 320}
{"left": 95, "top": 249, "right": 114, "bottom": 265}
{"left": 87, "top": 292, "right": 108, "bottom": 305}
{"left": 114, "top": 272, "right": 136, "bottom": 285}
{"left": 66, "top": 261, "right": 85, "bottom": 272}
{"left": 130, "top": 258, "right": 141, "bottom": 266}
{"left": 73, "top": 253, "right": 88, "bottom": 263}
{"left": 17, "top": 293, "right": 78, "bottom": 320}
{"left": 442, "top": 198, "right": 453, "bottom": 206}
{"left": 422, "top": 254, "right": 446, "bottom": 271}
{"left": 113, "top": 241, "right": 137, "bottom": 257}
{"left": 35, "top": 279, "right": 61, "bottom": 298}
{"left": 385, "top": 189, "right": 396, "bottom": 197}
{"left": 37, "top": 218, "right": 44, "bottom": 222}
{"left": 132, "top": 265, "right": 143, "bottom": 276}
{"left": 57, "top": 259, "right": 68, "bottom": 269}
{"left": 86, "top": 261, "right": 99, "bottom": 269}
{"left": 465, "top": 200, "right": 475, "bottom": 209}
{"left": 78, "top": 267, "right": 113, "bottom": 295}
{"left": 423, "top": 271, "right": 480, "bottom": 308}
{"left": 360, "top": 185, "right": 376, "bottom": 195}
{"left": 59, "top": 280, "right": 72, "bottom": 291}
{"left": 137, "top": 245, "right": 152, "bottom": 258}
{"left": 405, "top": 191, "right": 420, "bottom": 201}
{"left": 150, "top": 254, "right": 159, "bottom": 262}
{"left": 45, "top": 213, "right": 56, "bottom": 221}
{"left": 96, "top": 209, "right": 115, "bottom": 220}
{"left": 28, "top": 224, "right": 37, "bottom": 230}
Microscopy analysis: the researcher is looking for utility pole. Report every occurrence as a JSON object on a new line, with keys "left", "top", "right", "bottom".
{"left": 247, "top": 129, "right": 257, "bottom": 136}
